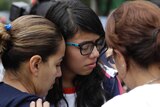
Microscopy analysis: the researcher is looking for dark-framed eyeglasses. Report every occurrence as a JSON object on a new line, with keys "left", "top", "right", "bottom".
{"left": 66, "top": 37, "right": 107, "bottom": 56}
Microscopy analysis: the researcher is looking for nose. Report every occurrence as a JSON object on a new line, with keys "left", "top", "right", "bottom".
{"left": 56, "top": 69, "right": 62, "bottom": 77}
{"left": 89, "top": 46, "right": 99, "bottom": 58}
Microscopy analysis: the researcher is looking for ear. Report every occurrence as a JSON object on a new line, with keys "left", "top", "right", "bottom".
{"left": 29, "top": 55, "right": 42, "bottom": 77}
{"left": 113, "top": 49, "right": 127, "bottom": 79}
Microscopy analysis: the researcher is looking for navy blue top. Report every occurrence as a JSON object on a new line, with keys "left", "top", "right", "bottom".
{"left": 0, "top": 82, "right": 54, "bottom": 107}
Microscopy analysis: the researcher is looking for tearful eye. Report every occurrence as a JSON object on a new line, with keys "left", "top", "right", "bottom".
{"left": 56, "top": 62, "right": 62, "bottom": 67}
{"left": 82, "top": 44, "right": 92, "bottom": 50}
{"left": 56, "top": 64, "right": 61, "bottom": 67}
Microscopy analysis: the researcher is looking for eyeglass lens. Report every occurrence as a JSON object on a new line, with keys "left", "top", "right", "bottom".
{"left": 80, "top": 37, "right": 106, "bottom": 55}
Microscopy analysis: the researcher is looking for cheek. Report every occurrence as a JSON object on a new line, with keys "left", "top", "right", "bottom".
{"left": 66, "top": 48, "right": 85, "bottom": 65}
{"left": 116, "top": 67, "right": 124, "bottom": 81}
{"left": 64, "top": 48, "right": 91, "bottom": 74}
{"left": 49, "top": 66, "right": 58, "bottom": 78}
{"left": 36, "top": 66, "right": 58, "bottom": 96}
{"left": 41, "top": 66, "right": 57, "bottom": 85}
{"left": 114, "top": 60, "right": 123, "bottom": 79}
{"left": 65, "top": 52, "right": 85, "bottom": 69}
{"left": 66, "top": 47, "right": 82, "bottom": 59}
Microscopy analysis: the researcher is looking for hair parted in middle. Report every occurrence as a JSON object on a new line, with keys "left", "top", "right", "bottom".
{"left": 45, "top": 0, "right": 105, "bottom": 40}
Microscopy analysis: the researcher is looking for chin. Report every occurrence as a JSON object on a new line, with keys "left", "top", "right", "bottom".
{"left": 42, "top": 92, "right": 48, "bottom": 97}
{"left": 40, "top": 89, "right": 50, "bottom": 97}
{"left": 80, "top": 70, "right": 92, "bottom": 75}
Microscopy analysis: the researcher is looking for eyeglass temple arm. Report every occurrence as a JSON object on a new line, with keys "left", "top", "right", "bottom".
{"left": 66, "top": 42, "right": 79, "bottom": 47}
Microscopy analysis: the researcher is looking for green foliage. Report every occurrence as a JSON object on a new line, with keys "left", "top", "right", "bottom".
{"left": 0, "top": 0, "right": 10, "bottom": 10}
{"left": 0, "top": 0, "right": 30, "bottom": 11}
{"left": 80, "top": 0, "right": 90, "bottom": 6}
{"left": 12, "top": 0, "right": 29, "bottom": 3}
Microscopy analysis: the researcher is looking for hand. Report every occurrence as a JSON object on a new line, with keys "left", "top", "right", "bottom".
{"left": 30, "top": 99, "right": 50, "bottom": 107}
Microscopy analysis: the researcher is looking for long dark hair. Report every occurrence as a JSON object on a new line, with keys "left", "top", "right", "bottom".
{"left": 31, "top": 1, "right": 110, "bottom": 107}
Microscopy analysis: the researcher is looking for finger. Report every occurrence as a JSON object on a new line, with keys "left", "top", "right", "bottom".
{"left": 36, "top": 98, "right": 43, "bottom": 107}
{"left": 30, "top": 101, "right": 35, "bottom": 107}
{"left": 43, "top": 101, "right": 50, "bottom": 107}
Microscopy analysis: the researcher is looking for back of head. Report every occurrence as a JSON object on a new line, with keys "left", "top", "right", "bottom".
{"left": 0, "top": 15, "right": 63, "bottom": 71}
{"left": 45, "top": 0, "right": 105, "bottom": 40}
{"left": 106, "top": 1, "right": 160, "bottom": 68}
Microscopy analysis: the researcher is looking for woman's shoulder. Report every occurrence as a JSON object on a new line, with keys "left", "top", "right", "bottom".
{"left": 102, "top": 84, "right": 160, "bottom": 107}
{"left": 0, "top": 82, "right": 40, "bottom": 107}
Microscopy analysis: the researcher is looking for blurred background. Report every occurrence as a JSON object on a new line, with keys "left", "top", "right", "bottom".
{"left": 0, "top": 0, "right": 160, "bottom": 81}
{"left": 1, "top": 0, "right": 160, "bottom": 24}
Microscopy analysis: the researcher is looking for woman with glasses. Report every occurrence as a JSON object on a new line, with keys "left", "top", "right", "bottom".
{"left": 30, "top": 1, "right": 123, "bottom": 107}
{"left": 102, "top": 1, "right": 160, "bottom": 107}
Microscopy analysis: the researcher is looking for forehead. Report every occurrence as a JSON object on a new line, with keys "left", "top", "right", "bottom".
{"left": 48, "top": 40, "right": 65, "bottom": 63}
{"left": 67, "top": 31, "right": 100, "bottom": 43}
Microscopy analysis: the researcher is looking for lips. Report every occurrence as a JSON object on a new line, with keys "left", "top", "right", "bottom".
{"left": 86, "top": 62, "right": 96, "bottom": 69}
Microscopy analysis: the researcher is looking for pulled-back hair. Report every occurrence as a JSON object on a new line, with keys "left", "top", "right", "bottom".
{"left": 106, "top": 1, "right": 160, "bottom": 68}
{"left": 0, "top": 15, "right": 63, "bottom": 71}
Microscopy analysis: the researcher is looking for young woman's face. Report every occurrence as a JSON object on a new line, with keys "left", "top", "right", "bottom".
{"left": 36, "top": 40, "right": 65, "bottom": 97}
{"left": 63, "top": 31, "right": 102, "bottom": 76}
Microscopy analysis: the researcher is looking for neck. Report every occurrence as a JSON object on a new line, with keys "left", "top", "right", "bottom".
{"left": 145, "top": 77, "right": 160, "bottom": 84}
{"left": 3, "top": 73, "right": 29, "bottom": 93}
{"left": 62, "top": 69, "right": 77, "bottom": 88}
{"left": 129, "top": 64, "right": 160, "bottom": 88}
{"left": 3, "top": 71, "right": 34, "bottom": 94}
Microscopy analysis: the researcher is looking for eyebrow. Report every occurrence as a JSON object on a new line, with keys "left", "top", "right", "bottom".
{"left": 79, "top": 37, "right": 102, "bottom": 44}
